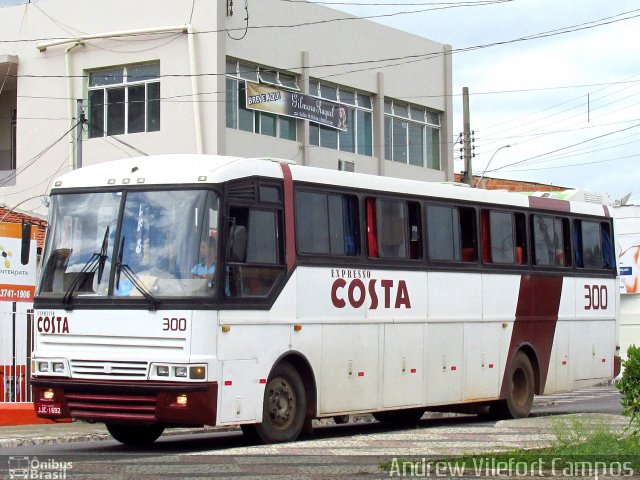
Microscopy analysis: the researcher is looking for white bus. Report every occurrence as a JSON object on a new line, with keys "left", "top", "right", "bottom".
{"left": 31, "top": 154, "right": 619, "bottom": 445}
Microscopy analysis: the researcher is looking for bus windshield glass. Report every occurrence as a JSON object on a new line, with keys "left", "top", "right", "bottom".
{"left": 38, "top": 189, "right": 219, "bottom": 299}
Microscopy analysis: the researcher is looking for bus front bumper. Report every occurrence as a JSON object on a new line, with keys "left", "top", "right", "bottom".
{"left": 31, "top": 378, "right": 218, "bottom": 426}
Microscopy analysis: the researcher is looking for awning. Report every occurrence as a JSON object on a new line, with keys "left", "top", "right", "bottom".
{"left": 0, "top": 54, "right": 19, "bottom": 92}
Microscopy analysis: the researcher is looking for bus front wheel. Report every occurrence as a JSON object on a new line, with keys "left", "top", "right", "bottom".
{"left": 245, "top": 361, "right": 306, "bottom": 444}
{"left": 106, "top": 423, "right": 165, "bottom": 446}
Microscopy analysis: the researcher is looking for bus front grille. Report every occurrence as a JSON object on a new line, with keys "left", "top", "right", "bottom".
{"left": 66, "top": 392, "right": 156, "bottom": 422}
{"left": 70, "top": 359, "right": 149, "bottom": 379}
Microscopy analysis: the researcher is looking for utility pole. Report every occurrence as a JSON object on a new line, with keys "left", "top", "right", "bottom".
{"left": 462, "top": 87, "right": 472, "bottom": 186}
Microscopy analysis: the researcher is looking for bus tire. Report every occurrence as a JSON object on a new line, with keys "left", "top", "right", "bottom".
{"left": 372, "top": 408, "right": 424, "bottom": 425}
{"left": 106, "top": 423, "right": 164, "bottom": 446}
{"left": 249, "top": 361, "right": 306, "bottom": 444}
{"left": 499, "top": 351, "right": 535, "bottom": 419}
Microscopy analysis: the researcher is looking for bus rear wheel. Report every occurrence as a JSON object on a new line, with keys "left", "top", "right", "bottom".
{"left": 106, "top": 423, "right": 164, "bottom": 446}
{"left": 372, "top": 408, "right": 424, "bottom": 425}
{"left": 495, "top": 351, "right": 535, "bottom": 419}
{"left": 244, "top": 361, "right": 306, "bottom": 444}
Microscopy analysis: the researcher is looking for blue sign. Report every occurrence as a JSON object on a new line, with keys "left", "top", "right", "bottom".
{"left": 620, "top": 266, "right": 633, "bottom": 276}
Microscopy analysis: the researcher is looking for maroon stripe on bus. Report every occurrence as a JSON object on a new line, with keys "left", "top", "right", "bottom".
{"left": 528, "top": 196, "right": 570, "bottom": 212}
{"left": 280, "top": 163, "right": 296, "bottom": 273}
{"left": 603, "top": 205, "right": 611, "bottom": 217}
{"left": 501, "top": 275, "right": 563, "bottom": 397}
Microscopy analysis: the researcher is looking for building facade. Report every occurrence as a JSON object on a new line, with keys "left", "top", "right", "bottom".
{"left": 0, "top": 0, "right": 453, "bottom": 218}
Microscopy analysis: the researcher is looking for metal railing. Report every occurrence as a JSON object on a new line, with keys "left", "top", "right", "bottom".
{"left": 0, "top": 303, "right": 33, "bottom": 403}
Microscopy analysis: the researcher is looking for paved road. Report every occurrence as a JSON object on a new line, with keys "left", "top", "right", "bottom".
{"left": 0, "top": 385, "right": 629, "bottom": 479}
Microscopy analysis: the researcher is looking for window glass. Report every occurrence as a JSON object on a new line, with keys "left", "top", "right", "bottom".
{"left": 237, "top": 83, "right": 254, "bottom": 132}
{"left": 581, "top": 221, "right": 602, "bottom": 269}
{"left": 426, "top": 111, "right": 440, "bottom": 126}
{"left": 106, "top": 88, "right": 125, "bottom": 135}
{"left": 357, "top": 110, "right": 373, "bottom": 157}
{"left": 339, "top": 89, "right": 355, "bottom": 105}
{"left": 226, "top": 206, "right": 283, "bottom": 298}
{"left": 226, "top": 60, "right": 237, "bottom": 76}
{"left": 88, "top": 90, "right": 104, "bottom": 138}
{"left": 376, "top": 199, "right": 407, "bottom": 259}
{"left": 408, "top": 123, "right": 424, "bottom": 167}
{"left": 225, "top": 78, "right": 239, "bottom": 129}
{"left": 147, "top": 82, "right": 160, "bottom": 132}
{"left": 295, "top": 191, "right": 357, "bottom": 256}
{"left": 392, "top": 118, "right": 407, "bottom": 163}
{"left": 279, "top": 73, "right": 299, "bottom": 90}
{"left": 427, "top": 126, "right": 440, "bottom": 170}
{"left": 238, "top": 63, "right": 258, "bottom": 81}
{"left": 384, "top": 116, "right": 392, "bottom": 160}
{"left": 127, "top": 85, "right": 146, "bottom": 134}
{"left": 88, "top": 63, "right": 159, "bottom": 137}
{"left": 89, "top": 67, "right": 123, "bottom": 87}
{"left": 259, "top": 112, "right": 277, "bottom": 137}
{"left": 394, "top": 103, "right": 409, "bottom": 118}
{"left": 127, "top": 63, "right": 159, "bottom": 82}
{"left": 427, "top": 205, "right": 460, "bottom": 262}
{"left": 410, "top": 107, "right": 425, "bottom": 121}
{"left": 260, "top": 185, "right": 281, "bottom": 203}
{"left": 487, "top": 211, "right": 514, "bottom": 264}
{"left": 259, "top": 70, "right": 278, "bottom": 85}
{"left": 385, "top": 100, "right": 441, "bottom": 169}
{"left": 533, "top": 215, "right": 566, "bottom": 266}
{"left": 358, "top": 93, "right": 372, "bottom": 109}
{"left": 279, "top": 116, "right": 297, "bottom": 141}
{"left": 320, "top": 124, "right": 338, "bottom": 150}
{"left": 309, "top": 123, "right": 319, "bottom": 146}
{"left": 320, "top": 83, "right": 337, "bottom": 101}
{"left": 338, "top": 108, "right": 356, "bottom": 153}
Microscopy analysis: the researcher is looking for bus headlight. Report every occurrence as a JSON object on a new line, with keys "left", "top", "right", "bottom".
{"left": 33, "top": 359, "right": 69, "bottom": 377}
{"left": 149, "top": 363, "right": 207, "bottom": 382}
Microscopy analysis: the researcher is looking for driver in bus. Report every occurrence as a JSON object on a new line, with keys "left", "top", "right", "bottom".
{"left": 191, "top": 236, "right": 217, "bottom": 278}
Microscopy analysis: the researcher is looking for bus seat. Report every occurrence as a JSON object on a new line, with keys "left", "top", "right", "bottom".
{"left": 516, "top": 246, "right": 524, "bottom": 265}
{"left": 461, "top": 247, "right": 475, "bottom": 262}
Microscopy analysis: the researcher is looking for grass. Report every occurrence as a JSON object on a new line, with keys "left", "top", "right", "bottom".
{"left": 380, "top": 418, "right": 640, "bottom": 475}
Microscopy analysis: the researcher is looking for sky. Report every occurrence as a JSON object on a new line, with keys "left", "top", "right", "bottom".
{"left": 1, "top": 0, "right": 639, "bottom": 203}
{"left": 309, "top": 0, "right": 640, "bottom": 203}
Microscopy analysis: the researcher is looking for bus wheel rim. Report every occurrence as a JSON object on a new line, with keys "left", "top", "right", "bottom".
{"left": 266, "top": 377, "right": 296, "bottom": 429}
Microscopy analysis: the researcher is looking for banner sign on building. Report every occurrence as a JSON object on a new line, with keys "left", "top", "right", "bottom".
{"left": 245, "top": 81, "right": 347, "bottom": 131}
{"left": 0, "top": 223, "right": 37, "bottom": 302}
{"left": 618, "top": 234, "right": 640, "bottom": 294}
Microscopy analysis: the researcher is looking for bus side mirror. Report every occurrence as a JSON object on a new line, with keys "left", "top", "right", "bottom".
{"left": 21, "top": 222, "right": 32, "bottom": 266}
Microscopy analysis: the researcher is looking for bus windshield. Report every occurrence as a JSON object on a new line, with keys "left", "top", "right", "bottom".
{"left": 39, "top": 189, "right": 219, "bottom": 299}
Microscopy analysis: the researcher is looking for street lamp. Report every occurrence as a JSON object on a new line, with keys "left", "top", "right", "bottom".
{"left": 475, "top": 144, "right": 511, "bottom": 188}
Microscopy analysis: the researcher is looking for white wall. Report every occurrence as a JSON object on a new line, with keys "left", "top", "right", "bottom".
{"left": 0, "top": 0, "right": 453, "bottom": 219}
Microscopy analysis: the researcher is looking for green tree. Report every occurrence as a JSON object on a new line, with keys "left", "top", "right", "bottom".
{"left": 617, "top": 345, "right": 640, "bottom": 437}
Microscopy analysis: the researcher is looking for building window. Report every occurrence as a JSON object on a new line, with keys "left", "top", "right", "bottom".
{"left": 384, "top": 99, "right": 440, "bottom": 169}
{"left": 87, "top": 62, "right": 160, "bottom": 138}
{"left": 226, "top": 59, "right": 298, "bottom": 141}
{"left": 309, "top": 82, "right": 373, "bottom": 157}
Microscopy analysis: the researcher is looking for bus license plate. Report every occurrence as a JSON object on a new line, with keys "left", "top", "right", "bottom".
{"left": 36, "top": 402, "right": 62, "bottom": 416}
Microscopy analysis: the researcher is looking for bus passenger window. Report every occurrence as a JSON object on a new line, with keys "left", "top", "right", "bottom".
{"left": 295, "top": 191, "right": 359, "bottom": 256}
{"left": 225, "top": 206, "right": 284, "bottom": 298}
{"left": 515, "top": 212, "right": 527, "bottom": 265}
{"left": 532, "top": 215, "right": 569, "bottom": 267}
{"left": 373, "top": 198, "right": 408, "bottom": 259}
{"left": 427, "top": 204, "right": 460, "bottom": 262}
{"left": 574, "top": 219, "right": 610, "bottom": 269}
{"left": 481, "top": 210, "right": 514, "bottom": 264}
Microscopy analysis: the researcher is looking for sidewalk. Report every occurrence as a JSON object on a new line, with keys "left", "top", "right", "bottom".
{"left": 0, "top": 385, "right": 625, "bottom": 453}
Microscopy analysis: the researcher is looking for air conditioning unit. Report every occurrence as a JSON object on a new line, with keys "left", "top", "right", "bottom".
{"left": 338, "top": 159, "right": 355, "bottom": 172}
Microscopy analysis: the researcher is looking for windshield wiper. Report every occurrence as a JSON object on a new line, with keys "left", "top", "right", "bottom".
{"left": 62, "top": 226, "right": 110, "bottom": 310}
{"left": 115, "top": 237, "right": 159, "bottom": 311}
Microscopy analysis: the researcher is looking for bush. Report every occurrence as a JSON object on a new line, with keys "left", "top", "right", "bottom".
{"left": 617, "top": 345, "right": 640, "bottom": 436}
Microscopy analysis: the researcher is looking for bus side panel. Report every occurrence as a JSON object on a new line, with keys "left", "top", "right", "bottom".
{"left": 424, "top": 323, "right": 463, "bottom": 404}
{"left": 382, "top": 323, "right": 424, "bottom": 408}
{"left": 319, "top": 324, "right": 379, "bottom": 414}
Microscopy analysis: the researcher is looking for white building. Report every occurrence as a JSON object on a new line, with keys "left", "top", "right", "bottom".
{"left": 0, "top": 0, "right": 453, "bottom": 219}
